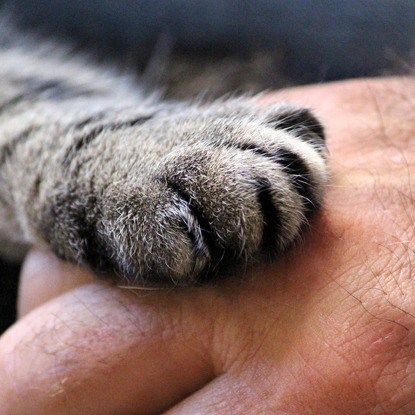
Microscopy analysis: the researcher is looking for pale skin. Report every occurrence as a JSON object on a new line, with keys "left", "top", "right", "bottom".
{"left": 1, "top": 77, "right": 415, "bottom": 414}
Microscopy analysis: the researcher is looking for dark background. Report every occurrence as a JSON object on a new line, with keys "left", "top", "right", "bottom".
{"left": 0, "top": 261, "right": 20, "bottom": 333}
{"left": 1, "top": 0, "right": 415, "bottom": 333}
{"left": 3, "top": 0, "right": 415, "bottom": 82}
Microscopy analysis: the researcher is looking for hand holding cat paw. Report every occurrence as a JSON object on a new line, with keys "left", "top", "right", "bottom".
{"left": 2, "top": 78, "right": 415, "bottom": 415}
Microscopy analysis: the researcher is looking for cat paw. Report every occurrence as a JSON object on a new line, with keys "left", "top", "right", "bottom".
{"left": 40, "top": 103, "right": 328, "bottom": 286}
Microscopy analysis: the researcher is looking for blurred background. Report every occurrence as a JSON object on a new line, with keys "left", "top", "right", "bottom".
{"left": 2, "top": 0, "right": 415, "bottom": 96}
{"left": 1, "top": 0, "right": 415, "bottom": 332}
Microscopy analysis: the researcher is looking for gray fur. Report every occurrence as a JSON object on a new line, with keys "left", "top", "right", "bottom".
{"left": 0, "top": 25, "right": 328, "bottom": 286}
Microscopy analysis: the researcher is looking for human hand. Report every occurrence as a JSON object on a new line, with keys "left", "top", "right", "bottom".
{"left": 1, "top": 77, "right": 415, "bottom": 414}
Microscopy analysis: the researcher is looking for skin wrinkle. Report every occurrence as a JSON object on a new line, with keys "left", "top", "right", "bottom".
{"left": 23, "top": 285, "right": 213, "bottom": 414}
{"left": 350, "top": 192, "right": 414, "bottom": 318}
{"left": 327, "top": 297, "right": 414, "bottom": 410}
{"left": 329, "top": 249, "right": 413, "bottom": 334}
{"left": 221, "top": 151, "right": 415, "bottom": 412}
{"left": 282, "top": 329, "right": 385, "bottom": 412}
{"left": 372, "top": 352, "right": 415, "bottom": 413}
{"left": 272, "top": 82, "right": 415, "bottom": 410}
{"left": 207, "top": 259, "right": 307, "bottom": 377}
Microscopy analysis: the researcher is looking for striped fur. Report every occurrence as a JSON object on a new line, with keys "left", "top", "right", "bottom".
{"left": 0, "top": 25, "right": 328, "bottom": 286}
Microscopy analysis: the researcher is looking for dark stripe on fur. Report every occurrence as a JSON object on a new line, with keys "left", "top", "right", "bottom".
{"left": 62, "top": 116, "right": 153, "bottom": 167}
{"left": 166, "top": 179, "right": 224, "bottom": 278}
{"left": 0, "top": 92, "right": 30, "bottom": 113}
{"left": 269, "top": 107, "right": 325, "bottom": 143}
{"left": 178, "top": 214, "right": 206, "bottom": 259}
{"left": 77, "top": 199, "right": 115, "bottom": 274}
{"left": 71, "top": 113, "right": 106, "bottom": 130}
{"left": 0, "top": 126, "right": 39, "bottom": 165}
{"left": 275, "top": 148, "right": 316, "bottom": 210}
{"left": 0, "top": 79, "right": 94, "bottom": 114}
{"left": 255, "top": 177, "right": 284, "bottom": 253}
{"left": 165, "top": 179, "right": 216, "bottom": 274}
{"left": 223, "top": 142, "right": 316, "bottom": 210}
{"left": 39, "top": 189, "right": 115, "bottom": 274}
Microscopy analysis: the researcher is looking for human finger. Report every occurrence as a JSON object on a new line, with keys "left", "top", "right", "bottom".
{"left": 0, "top": 281, "right": 216, "bottom": 415}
